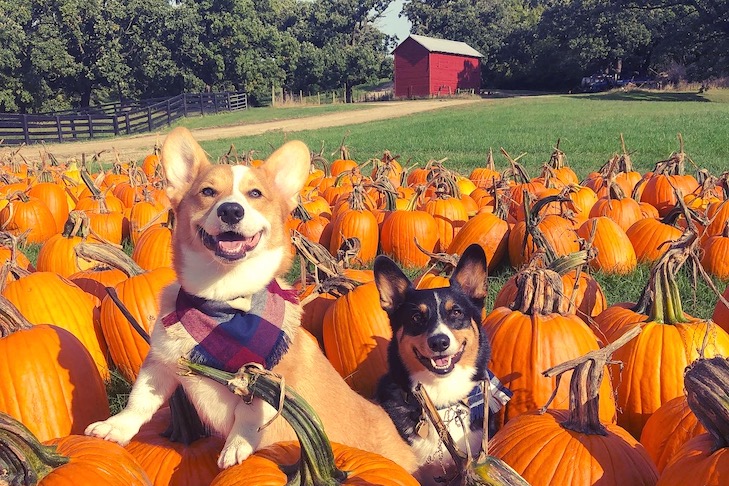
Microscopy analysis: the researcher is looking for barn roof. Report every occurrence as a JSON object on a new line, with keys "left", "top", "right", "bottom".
{"left": 396, "top": 34, "right": 483, "bottom": 58}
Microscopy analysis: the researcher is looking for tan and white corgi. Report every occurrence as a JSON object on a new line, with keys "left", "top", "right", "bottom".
{"left": 85, "top": 127, "right": 416, "bottom": 471}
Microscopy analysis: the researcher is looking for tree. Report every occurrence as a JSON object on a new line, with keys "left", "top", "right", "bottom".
{"left": 293, "top": 0, "right": 394, "bottom": 101}
{"left": 0, "top": 1, "right": 31, "bottom": 112}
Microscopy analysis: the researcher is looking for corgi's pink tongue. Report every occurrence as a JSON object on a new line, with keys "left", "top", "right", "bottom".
{"left": 217, "top": 232, "right": 261, "bottom": 256}
{"left": 432, "top": 356, "right": 452, "bottom": 369}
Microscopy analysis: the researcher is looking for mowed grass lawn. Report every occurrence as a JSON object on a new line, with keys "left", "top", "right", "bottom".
{"left": 196, "top": 89, "right": 729, "bottom": 178}
{"left": 183, "top": 89, "right": 729, "bottom": 320}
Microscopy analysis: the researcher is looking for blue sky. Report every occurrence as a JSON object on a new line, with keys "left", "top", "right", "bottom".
{"left": 375, "top": 0, "right": 412, "bottom": 42}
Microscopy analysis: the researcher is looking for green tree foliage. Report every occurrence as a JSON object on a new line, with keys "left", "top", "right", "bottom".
{"left": 401, "top": 0, "right": 729, "bottom": 90}
{"left": 3, "top": 0, "right": 729, "bottom": 112}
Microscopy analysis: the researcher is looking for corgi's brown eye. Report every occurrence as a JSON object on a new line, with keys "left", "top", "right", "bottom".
{"left": 450, "top": 307, "right": 463, "bottom": 318}
{"left": 248, "top": 189, "right": 262, "bottom": 198}
{"left": 201, "top": 187, "right": 216, "bottom": 197}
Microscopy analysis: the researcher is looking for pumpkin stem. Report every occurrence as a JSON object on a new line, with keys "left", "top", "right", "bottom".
{"left": 0, "top": 294, "right": 32, "bottom": 337}
{"left": 180, "top": 360, "right": 348, "bottom": 485}
{"left": 74, "top": 242, "right": 145, "bottom": 278}
{"left": 510, "top": 263, "right": 570, "bottom": 315}
{"left": 0, "top": 412, "right": 70, "bottom": 485}
{"left": 684, "top": 356, "right": 729, "bottom": 451}
{"left": 541, "top": 326, "right": 641, "bottom": 435}
{"left": 644, "top": 232, "right": 696, "bottom": 325}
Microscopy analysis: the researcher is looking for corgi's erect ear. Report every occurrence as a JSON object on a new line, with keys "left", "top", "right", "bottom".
{"left": 160, "top": 127, "right": 211, "bottom": 207}
{"left": 450, "top": 244, "right": 489, "bottom": 304}
{"left": 263, "top": 140, "right": 311, "bottom": 213}
{"left": 373, "top": 255, "right": 413, "bottom": 316}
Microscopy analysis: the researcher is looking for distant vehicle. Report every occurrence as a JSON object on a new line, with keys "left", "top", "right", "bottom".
{"left": 580, "top": 74, "right": 616, "bottom": 92}
{"left": 580, "top": 73, "right": 657, "bottom": 92}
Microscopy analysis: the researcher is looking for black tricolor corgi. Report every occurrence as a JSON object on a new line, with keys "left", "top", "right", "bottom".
{"left": 373, "top": 244, "right": 510, "bottom": 483}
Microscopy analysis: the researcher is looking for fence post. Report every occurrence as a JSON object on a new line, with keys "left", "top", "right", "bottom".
{"left": 147, "top": 107, "right": 153, "bottom": 132}
{"left": 125, "top": 113, "right": 131, "bottom": 134}
{"left": 213, "top": 93, "right": 219, "bottom": 113}
{"left": 226, "top": 92, "right": 231, "bottom": 110}
{"left": 167, "top": 99, "right": 171, "bottom": 126}
{"left": 183, "top": 93, "right": 188, "bottom": 117}
{"left": 56, "top": 115, "right": 62, "bottom": 143}
{"left": 21, "top": 115, "right": 29, "bottom": 144}
{"left": 88, "top": 114, "right": 94, "bottom": 138}
{"left": 112, "top": 114, "right": 119, "bottom": 136}
{"left": 271, "top": 84, "right": 275, "bottom": 107}
{"left": 200, "top": 93, "right": 204, "bottom": 115}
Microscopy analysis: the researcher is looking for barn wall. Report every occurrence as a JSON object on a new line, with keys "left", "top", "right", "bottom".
{"left": 393, "top": 40, "right": 431, "bottom": 98}
{"left": 428, "top": 52, "right": 481, "bottom": 95}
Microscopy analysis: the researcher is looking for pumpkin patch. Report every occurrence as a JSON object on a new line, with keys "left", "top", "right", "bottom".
{"left": 1, "top": 130, "right": 728, "bottom": 486}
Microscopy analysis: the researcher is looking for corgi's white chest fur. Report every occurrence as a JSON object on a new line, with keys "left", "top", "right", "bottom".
{"left": 409, "top": 365, "right": 483, "bottom": 469}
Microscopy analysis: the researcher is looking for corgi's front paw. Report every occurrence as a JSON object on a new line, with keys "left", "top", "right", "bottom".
{"left": 84, "top": 418, "right": 139, "bottom": 446}
{"left": 218, "top": 436, "right": 254, "bottom": 468}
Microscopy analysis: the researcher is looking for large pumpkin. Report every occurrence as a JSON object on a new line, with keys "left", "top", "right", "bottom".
{"left": 489, "top": 327, "right": 658, "bottom": 486}
{"left": 322, "top": 281, "right": 391, "bottom": 398}
{"left": 447, "top": 210, "right": 510, "bottom": 272}
{"left": 2, "top": 271, "right": 109, "bottom": 381}
{"left": 0, "top": 412, "right": 151, "bottom": 485}
{"left": 0, "top": 295, "right": 109, "bottom": 442}
{"left": 379, "top": 204, "right": 438, "bottom": 269}
{"left": 598, "top": 234, "right": 729, "bottom": 439}
{"left": 482, "top": 264, "right": 616, "bottom": 427}
{"left": 657, "top": 357, "right": 729, "bottom": 485}
{"left": 640, "top": 396, "right": 705, "bottom": 473}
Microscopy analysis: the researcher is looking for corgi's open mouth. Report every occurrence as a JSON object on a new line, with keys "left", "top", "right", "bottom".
{"left": 413, "top": 341, "right": 466, "bottom": 375}
{"left": 199, "top": 228, "right": 262, "bottom": 261}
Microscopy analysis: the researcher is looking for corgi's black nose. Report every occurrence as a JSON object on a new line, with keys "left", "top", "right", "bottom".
{"left": 428, "top": 334, "right": 450, "bottom": 353}
{"left": 218, "top": 202, "right": 245, "bottom": 224}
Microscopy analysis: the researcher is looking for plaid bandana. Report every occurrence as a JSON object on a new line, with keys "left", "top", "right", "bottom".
{"left": 161, "top": 280, "right": 298, "bottom": 372}
{"left": 463, "top": 370, "right": 513, "bottom": 425}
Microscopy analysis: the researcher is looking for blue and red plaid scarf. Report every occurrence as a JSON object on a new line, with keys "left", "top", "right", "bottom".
{"left": 161, "top": 280, "right": 299, "bottom": 372}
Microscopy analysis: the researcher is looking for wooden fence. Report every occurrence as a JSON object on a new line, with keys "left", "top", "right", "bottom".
{"left": 0, "top": 91, "right": 247, "bottom": 146}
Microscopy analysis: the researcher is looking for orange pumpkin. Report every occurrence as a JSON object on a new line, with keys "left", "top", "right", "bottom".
{"left": 2, "top": 418, "right": 152, "bottom": 485}
{"left": 2, "top": 271, "right": 109, "bottom": 380}
{"left": 657, "top": 357, "right": 729, "bottom": 486}
{"left": 322, "top": 281, "right": 391, "bottom": 398}
{"left": 379, "top": 203, "right": 438, "bottom": 269}
{"left": 0, "top": 296, "right": 109, "bottom": 442}
{"left": 489, "top": 328, "right": 657, "bottom": 486}
{"left": 640, "top": 396, "right": 705, "bottom": 473}
{"left": 482, "top": 265, "right": 616, "bottom": 427}
{"left": 577, "top": 217, "right": 637, "bottom": 274}
{"left": 447, "top": 211, "right": 510, "bottom": 273}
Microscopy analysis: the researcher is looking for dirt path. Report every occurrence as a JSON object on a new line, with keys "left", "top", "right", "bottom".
{"left": 34, "top": 98, "right": 482, "bottom": 162}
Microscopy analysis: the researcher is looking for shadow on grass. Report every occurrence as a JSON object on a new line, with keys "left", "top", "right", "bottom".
{"left": 575, "top": 90, "right": 711, "bottom": 103}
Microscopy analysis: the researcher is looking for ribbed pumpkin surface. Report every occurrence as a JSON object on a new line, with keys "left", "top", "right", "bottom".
{"left": 577, "top": 217, "right": 637, "bottom": 274}
{"left": 322, "top": 281, "right": 391, "bottom": 398}
{"left": 132, "top": 225, "right": 174, "bottom": 271}
{"left": 611, "top": 319, "right": 729, "bottom": 439}
{"left": 626, "top": 218, "right": 683, "bottom": 264}
{"left": 36, "top": 233, "right": 96, "bottom": 277}
{"left": 482, "top": 307, "right": 616, "bottom": 426}
{"left": 0, "top": 325, "right": 109, "bottom": 442}
{"left": 490, "top": 410, "right": 658, "bottom": 486}
{"left": 446, "top": 211, "right": 509, "bottom": 272}
{"left": 640, "top": 396, "right": 705, "bottom": 473}
{"left": 328, "top": 209, "right": 379, "bottom": 264}
{"left": 125, "top": 408, "right": 223, "bottom": 486}
{"left": 508, "top": 214, "right": 579, "bottom": 269}
{"left": 657, "top": 434, "right": 729, "bottom": 486}
{"left": 100, "top": 267, "right": 176, "bottom": 381}
{"left": 210, "top": 441, "right": 418, "bottom": 486}
{"left": 3, "top": 272, "right": 109, "bottom": 380}
{"left": 43, "top": 435, "right": 152, "bottom": 485}
{"left": 379, "top": 209, "right": 437, "bottom": 268}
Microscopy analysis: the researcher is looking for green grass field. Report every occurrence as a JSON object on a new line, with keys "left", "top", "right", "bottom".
{"left": 193, "top": 89, "right": 729, "bottom": 179}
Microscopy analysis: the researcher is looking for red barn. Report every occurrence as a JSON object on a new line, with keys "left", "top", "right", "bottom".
{"left": 393, "top": 34, "right": 483, "bottom": 98}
